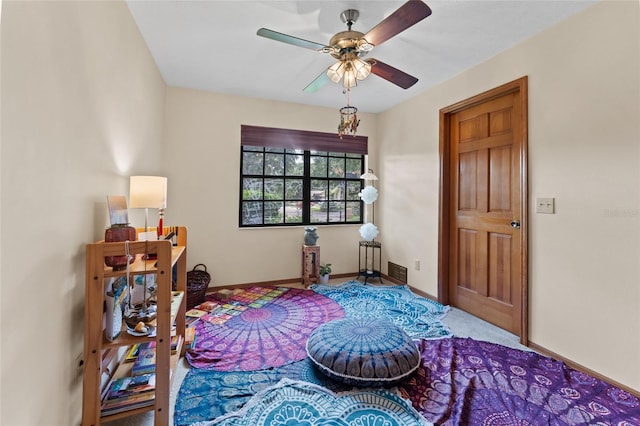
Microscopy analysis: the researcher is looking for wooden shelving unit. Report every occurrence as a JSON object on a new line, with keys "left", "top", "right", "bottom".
{"left": 82, "top": 227, "right": 187, "bottom": 425}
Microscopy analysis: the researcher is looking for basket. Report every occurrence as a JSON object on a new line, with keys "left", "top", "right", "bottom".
{"left": 186, "top": 264, "right": 211, "bottom": 309}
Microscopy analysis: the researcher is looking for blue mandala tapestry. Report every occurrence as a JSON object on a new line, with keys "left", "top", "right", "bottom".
{"left": 190, "top": 378, "right": 432, "bottom": 426}
{"left": 174, "top": 358, "right": 350, "bottom": 425}
{"left": 311, "top": 280, "right": 451, "bottom": 339}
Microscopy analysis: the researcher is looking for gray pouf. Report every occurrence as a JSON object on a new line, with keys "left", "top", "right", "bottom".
{"left": 306, "top": 317, "right": 421, "bottom": 387}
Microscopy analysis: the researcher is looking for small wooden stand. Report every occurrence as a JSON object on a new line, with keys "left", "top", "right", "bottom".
{"left": 302, "top": 245, "right": 320, "bottom": 287}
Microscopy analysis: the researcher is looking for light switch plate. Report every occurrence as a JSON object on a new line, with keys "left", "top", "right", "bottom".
{"left": 536, "top": 198, "right": 555, "bottom": 214}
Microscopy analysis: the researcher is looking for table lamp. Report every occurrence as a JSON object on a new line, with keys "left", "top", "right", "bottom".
{"left": 129, "top": 175, "right": 167, "bottom": 236}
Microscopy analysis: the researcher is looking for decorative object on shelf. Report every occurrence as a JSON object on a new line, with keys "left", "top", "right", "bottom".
{"left": 338, "top": 89, "right": 360, "bottom": 138}
{"left": 104, "top": 277, "right": 127, "bottom": 341}
{"left": 319, "top": 263, "right": 332, "bottom": 284}
{"left": 304, "top": 226, "right": 319, "bottom": 245}
{"left": 105, "top": 224, "right": 136, "bottom": 269}
{"left": 105, "top": 195, "right": 136, "bottom": 270}
{"left": 129, "top": 175, "right": 167, "bottom": 236}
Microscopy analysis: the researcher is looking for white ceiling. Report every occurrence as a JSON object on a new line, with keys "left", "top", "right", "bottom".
{"left": 126, "top": 0, "right": 597, "bottom": 114}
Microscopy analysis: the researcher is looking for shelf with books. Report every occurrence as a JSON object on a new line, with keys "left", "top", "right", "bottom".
{"left": 82, "top": 226, "right": 188, "bottom": 426}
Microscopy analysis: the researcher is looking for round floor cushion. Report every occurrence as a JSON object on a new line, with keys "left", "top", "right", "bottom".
{"left": 306, "top": 317, "right": 421, "bottom": 387}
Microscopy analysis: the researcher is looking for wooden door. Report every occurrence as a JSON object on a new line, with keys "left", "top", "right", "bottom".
{"left": 438, "top": 77, "right": 528, "bottom": 343}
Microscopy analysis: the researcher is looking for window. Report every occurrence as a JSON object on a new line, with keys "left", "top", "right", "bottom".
{"left": 240, "top": 125, "right": 367, "bottom": 227}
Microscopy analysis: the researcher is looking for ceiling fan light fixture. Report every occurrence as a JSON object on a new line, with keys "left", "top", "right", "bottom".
{"left": 358, "top": 40, "right": 374, "bottom": 52}
{"left": 343, "top": 68, "right": 358, "bottom": 89}
{"left": 328, "top": 57, "right": 371, "bottom": 89}
{"left": 327, "top": 60, "right": 346, "bottom": 83}
{"left": 352, "top": 57, "right": 371, "bottom": 80}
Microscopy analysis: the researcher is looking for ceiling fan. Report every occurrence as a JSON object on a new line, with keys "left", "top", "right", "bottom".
{"left": 257, "top": 0, "right": 432, "bottom": 93}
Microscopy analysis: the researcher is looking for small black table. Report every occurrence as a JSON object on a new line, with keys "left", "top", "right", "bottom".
{"left": 358, "top": 240, "right": 383, "bottom": 283}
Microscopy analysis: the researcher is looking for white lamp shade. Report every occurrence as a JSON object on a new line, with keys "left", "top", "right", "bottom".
{"left": 129, "top": 176, "right": 167, "bottom": 209}
{"left": 353, "top": 58, "right": 371, "bottom": 81}
{"left": 327, "top": 61, "right": 346, "bottom": 83}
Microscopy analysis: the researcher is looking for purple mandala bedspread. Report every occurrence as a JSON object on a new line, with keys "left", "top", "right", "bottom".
{"left": 399, "top": 338, "right": 640, "bottom": 426}
{"left": 186, "top": 287, "right": 345, "bottom": 371}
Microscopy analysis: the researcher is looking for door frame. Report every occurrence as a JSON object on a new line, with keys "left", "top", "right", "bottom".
{"left": 437, "top": 76, "right": 529, "bottom": 345}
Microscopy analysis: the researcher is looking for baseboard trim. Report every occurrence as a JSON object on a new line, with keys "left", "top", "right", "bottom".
{"left": 204, "top": 273, "right": 356, "bottom": 293}
{"left": 527, "top": 341, "right": 639, "bottom": 398}
{"left": 403, "top": 282, "right": 439, "bottom": 302}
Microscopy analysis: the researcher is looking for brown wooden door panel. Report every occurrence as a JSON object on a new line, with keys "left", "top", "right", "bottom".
{"left": 443, "top": 78, "right": 527, "bottom": 338}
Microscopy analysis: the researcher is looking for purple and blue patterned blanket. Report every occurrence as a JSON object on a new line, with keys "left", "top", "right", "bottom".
{"left": 311, "top": 280, "right": 452, "bottom": 339}
{"left": 176, "top": 337, "right": 640, "bottom": 425}
{"left": 185, "top": 287, "right": 344, "bottom": 371}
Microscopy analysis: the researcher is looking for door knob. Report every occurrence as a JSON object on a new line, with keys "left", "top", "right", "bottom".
{"left": 510, "top": 220, "right": 521, "bottom": 229}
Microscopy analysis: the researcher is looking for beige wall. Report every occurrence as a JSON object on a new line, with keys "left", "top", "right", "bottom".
{"left": 377, "top": 0, "right": 640, "bottom": 391}
{"left": 163, "top": 87, "right": 378, "bottom": 285}
{"left": 1, "top": 1, "right": 166, "bottom": 424}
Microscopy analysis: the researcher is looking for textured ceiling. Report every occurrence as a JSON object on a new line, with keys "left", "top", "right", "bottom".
{"left": 127, "top": 0, "right": 597, "bottom": 113}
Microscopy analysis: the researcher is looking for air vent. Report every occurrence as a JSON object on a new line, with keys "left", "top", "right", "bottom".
{"left": 387, "top": 262, "right": 407, "bottom": 284}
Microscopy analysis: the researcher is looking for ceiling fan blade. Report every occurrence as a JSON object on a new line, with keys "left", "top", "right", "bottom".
{"left": 303, "top": 70, "right": 330, "bottom": 93}
{"left": 365, "top": 58, "right": 418, "bottom": 89}
{"left": 257, "top": 28, "right": 329, "bottom": 51}
{"left": 363, "top": 1, "right": 432, "bottom": 47}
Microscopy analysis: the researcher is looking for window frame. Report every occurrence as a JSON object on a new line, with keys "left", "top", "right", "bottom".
{"left": 239, "top": 125, "right": 368, "bottom": 228}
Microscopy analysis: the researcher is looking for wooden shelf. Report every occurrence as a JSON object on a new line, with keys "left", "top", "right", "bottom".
{"left": 101, "top": 291, "right": 184, "bottom": 349}
{"left": 82, "top": 226, "right": 188, "bottom": 426}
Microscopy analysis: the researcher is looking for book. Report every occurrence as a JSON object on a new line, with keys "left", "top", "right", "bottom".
{"left": 185, "top": 316, "right": 200, "bottom": 327}
{"left": 104, "top": 374, "right": 156, "bottom": 401}
{"left": 101, "top": 392, "right": 155, "bottom": 416}
{"left": 186, "top": 308, "right": 208, "bottom": 318}
{"left": 195, "top": 301, "right": 219, "bottom": 312}
{"left": 132, "top": 348, "right": 156, "bottom": 376}
{"left": 185, "top": 327, "right": 196, "bottom": 351}
{"left": 125, "top": 336, "right": 180, "bottom": 362}
{"left": 125, "top": 342, "right": 154, "bottom": 362}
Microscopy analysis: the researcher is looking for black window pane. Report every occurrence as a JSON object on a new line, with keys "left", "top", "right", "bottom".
{"left": 346, "top": 181, "right": 362, "bottom": 200}
{"left": 285, "top": 148, "right": 304, "bottom": 154}
{"left": 346, "top": 201, "right": 361, "bottom": 222}
{"left": 329, "top": 181, "right": 345, "bottom": 201}
{"left": 310, "top": 201, "right": 328, "bottom": 223}
{"left": 285, "top": 179, "right": 303, "bottom": 199}
{"left": 329, "top": 157, "right": 345, "bottom": 178}
{"left": 242, "top": 201, "right": 263, "bottom": 225}
{"left": 243, "top": 152, "right": 263, "bottom": 175}
{"left": 243, "top": 178, "right": 263, "bottom": 200}
{"left": 311, "top": 180, "right": 328, "bottom": 201}
{"left": 265, "top": 201, "right": 283, "bottom": 224}
{"left": 265, "top": 147, "right": 285, "bottom": 153}
{"left": 346, "top": 158, "right": 362, "bottom": 178}
{"left": 284, "top": 201, "right": 303, "bottom": 223}
{"left": 264, "top": 178, "right": 284, "bottom": 199}
{"left": 285, "top": 154, "right": 304, "bottom": 176}
{"left": 310, "top": 156, "right": 327, "bottom": 178}
{"left": 329, "top": 202, "right": 346, "bottom": 223}
{"left": 265, "top": 153, "right": 284, "bottom": 176}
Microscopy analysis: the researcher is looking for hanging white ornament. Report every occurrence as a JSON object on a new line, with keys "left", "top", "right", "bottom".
{"left": 359, "top": 223, "right": 379, "bottom": 241}
{"left": 358, "top": 185, "right": 378, "bottom": 205}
